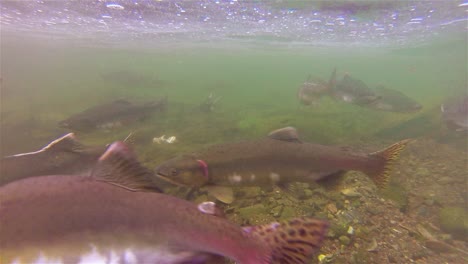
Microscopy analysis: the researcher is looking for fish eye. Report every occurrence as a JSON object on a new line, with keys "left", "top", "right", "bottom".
{"left": 171, "top": 169, "right": 178, "bottom": 176}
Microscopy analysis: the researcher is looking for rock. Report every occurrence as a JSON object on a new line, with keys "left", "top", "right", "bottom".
{"left": 339, "top": 235, "right": 351, "bottom": 246}
{"left": 304, "top": 189, "right": 314, "bottom": 198}
{"left": 193, "top": 195, "right": 208, "bottom": 204}
{"left": 438, "top": 206, "right": 468, "bottom": 240}
{"left": 326, "top": 203, "right": 338, "bottom": 214}
{"left": 425, "top": 240, "right": 458, "bottom": 254}
{"left": 381, "top": 182, "right": 408, "bottom": 212}
{"left": 330, "top": 223, "right": 348, "bottom": 237}
{"left": 270, "top": 205, "right": 284, "bottom": 217}
{"left": 437, "top": 176, "right": 457, "bottom": 185}
{"left": 237, "top": 187, "right": 262, "bottom": 198}
{"left": 280, "top": 206, "right": 296, "bottom": 219}
{"left": 238, "top": 204, "right": 268, "bottom": 219}
{"left": 341, "top": 188, "right": 361, "bottom": 197}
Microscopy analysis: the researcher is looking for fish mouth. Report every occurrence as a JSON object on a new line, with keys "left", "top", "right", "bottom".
{"left": 154, "top": 173, "right": 188, "bottom": 187}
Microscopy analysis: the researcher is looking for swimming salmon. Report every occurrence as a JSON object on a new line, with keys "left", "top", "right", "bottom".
{"left": 0, "top": 141, "right": 328, "bottom": 264}
{"left": 155, "top": 127, "right": 411, "bottom": 203}
{"left": 58, "top": 98, "right": 167, "bottom": 131}
{"left": 0, "top": 133, "right": 106, "bottom": 186}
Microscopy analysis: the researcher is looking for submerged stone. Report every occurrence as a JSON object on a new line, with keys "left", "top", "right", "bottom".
{"left": 438, "top": 206, "right": 468, "bottom": 240}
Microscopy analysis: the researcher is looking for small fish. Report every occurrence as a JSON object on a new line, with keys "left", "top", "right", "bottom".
{"left": 297, "top": 68, "right": 337, "bottom": 106}
{"left": 59, "top": 98, "right": 167, "bottom": 131}
{"left": 441, "top": 95, "right": 468, "bottom": 131}
{"left": 367, "top": 86, "right": 422, "bottom": 113}
{"left": 155, "top": 127, "right": 411, "bottom": 203}
{"left": 331, "top": 73, "right": 381, "bottom": 105}
{"left": 0, "top": 141, "right": 328, "bottom": 264}
{"left": 0, "top": 133, "right": 106, "bottom": 186}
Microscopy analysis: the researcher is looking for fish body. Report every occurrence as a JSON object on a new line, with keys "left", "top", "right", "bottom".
{"left": 58, "top": 98, "right": 166, "bottom": 131}
{"left": 0, "top": 142, "right": 328, "bottom": 264}
{"left": 0, "top": 133, "right": 105, "bottom": 186}
{"left": 297, "top": 69, "right": 336, "bottom": 106}
{"left": 155, "top": 127, "right": 411, "bottom": 202}
{"left": 331, "top": 74, "right": 380, "bottom": 105}
{"left": 367, "top": 86, "right": 422, "bottom": 113}
{"left": 441, "top": 95, "right": 468, "bottom": 131}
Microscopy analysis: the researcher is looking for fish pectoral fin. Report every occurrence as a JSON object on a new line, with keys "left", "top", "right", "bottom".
{"left": 267, "top": 127, "right": 302, "bottom": 143}
{"left": 316, "top": 170, "right": 347, "bottom": 191}
{"left": 91, "top": 141, "right": 163, "bottom": 192}
{"left": 202, "top": 186, "right": 234, "bottom": 204}
{"left": 43, "top": 133, "right": 86, "bottom": 153}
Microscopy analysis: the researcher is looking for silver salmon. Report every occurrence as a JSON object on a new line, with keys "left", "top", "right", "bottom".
{"left": 155, "top": 127, "right": 411, "bottom": 203}
{"left": 58, "top": 98, "right": 166, "bottom": 131}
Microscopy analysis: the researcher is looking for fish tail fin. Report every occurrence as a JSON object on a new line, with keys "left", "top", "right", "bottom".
{"left": 245, "top": 217, "right": 329, "bottom": 264}
{"left": 367, "top": 139, "right": 412, "bottom": 189}
{"left": 91, "top": 141, "right": 162, "bottom": 192}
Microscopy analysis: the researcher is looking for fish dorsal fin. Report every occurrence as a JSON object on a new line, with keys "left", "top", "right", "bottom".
{"left": 91, "top": 141, "right": 162, "bottom": 192}
{"left": 268, "top": 127, "right": 301, "bottom": 143}
{"left": 202, "top": 186, "right": 234, "bottom": 204}
{"left": 243, "top": 217, "right": 329, "bottom": 264}
{"left": 44, "top": 133, "right": 85, "bottom": 153}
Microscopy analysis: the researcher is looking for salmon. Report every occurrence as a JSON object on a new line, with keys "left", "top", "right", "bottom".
{"left": 0, "top": 141, "right": 328, "bottom": 264}
{"left": 155, "top": 127, "right": 411, "bottom": 203}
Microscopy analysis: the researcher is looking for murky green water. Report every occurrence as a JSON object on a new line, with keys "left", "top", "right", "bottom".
{"left": 1, "top": 28, "right": 467, "bottom": 263}
{"left": 1, "top": 33, "right": 466, "bottom": 156}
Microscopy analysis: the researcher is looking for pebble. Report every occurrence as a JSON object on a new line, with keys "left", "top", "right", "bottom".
{"left": 341, "top": 188, "right": 362, "bottom": 197}
{"left": 339, "top": 235, "right": 351, "bottom": 246}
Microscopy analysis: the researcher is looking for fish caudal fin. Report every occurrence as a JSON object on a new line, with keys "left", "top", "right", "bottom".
{"left": 245, "top": 217, "right": 329, "bottom": 264}
{"left": 91, "top": 141, "right": 162, "bottom": 192}
{"left": 368, "top": 139, "right": 412, "bottom": 189}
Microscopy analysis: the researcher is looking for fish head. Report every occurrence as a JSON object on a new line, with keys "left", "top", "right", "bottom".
{"left": 155, "top": 155, "right": 209, "bottom": 187}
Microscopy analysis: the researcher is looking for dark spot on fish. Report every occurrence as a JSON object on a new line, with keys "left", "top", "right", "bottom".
{"left": 274, "top": 236, "right": 279, "bottom": 243}
{"left": 299, "top": 228, "right": 307, "bottom": 237}
{"left": 266, "top": 228, "right": 273, "bottom": 233}
{"left": 289, "top": 219, "right": 301, "bottom": 226}
{"left": 280, "top": 232, "right": 287, "bottom": 239}
{"left": 288, "top": 229, "right": 296, "bottom": 237}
